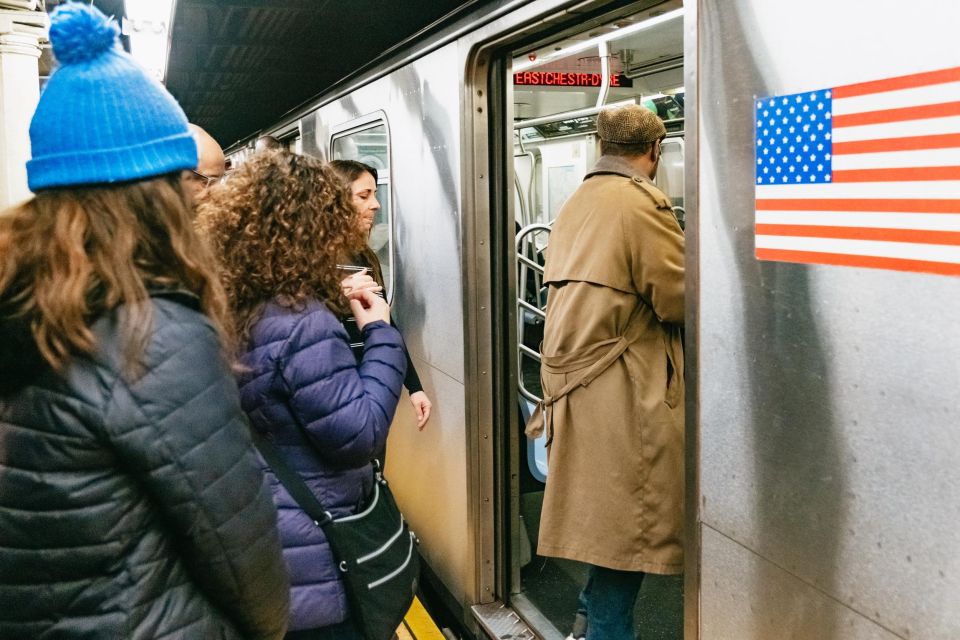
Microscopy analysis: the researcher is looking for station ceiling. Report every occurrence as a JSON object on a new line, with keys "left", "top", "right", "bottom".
{"left": 165, "top": 0, "right": 491, "bottom": 148}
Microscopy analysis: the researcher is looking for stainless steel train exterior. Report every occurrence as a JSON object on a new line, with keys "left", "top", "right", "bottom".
{"left": 226, "top": 0, "right": 960, "bottom": 638}
{"left": 692, "top": 2, "right": 960, "bottom": 639}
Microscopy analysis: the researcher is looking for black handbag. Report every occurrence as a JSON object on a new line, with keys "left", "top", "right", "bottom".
{"left": 251, "top": 428, "right": 419, "bottom": 640}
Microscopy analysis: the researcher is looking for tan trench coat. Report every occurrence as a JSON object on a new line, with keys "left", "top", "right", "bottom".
{"left": 537, "top": 155, "right": 685, "bottom": 574}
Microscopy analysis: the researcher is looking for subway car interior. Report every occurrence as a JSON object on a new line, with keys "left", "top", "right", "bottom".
{"left": 510, "top": 2, "right": 685, "bottom": 636}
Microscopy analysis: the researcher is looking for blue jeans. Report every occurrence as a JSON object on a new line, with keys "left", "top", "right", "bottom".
{"left": 284, "top": 619, "right": 363, "bottom": 640}
{"left": 579, "top": 564, "right": 645, "bottom": 640}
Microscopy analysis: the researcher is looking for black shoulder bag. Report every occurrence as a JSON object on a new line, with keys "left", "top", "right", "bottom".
{"left": 250, "top": 427, "right": 419, "bottom": 640}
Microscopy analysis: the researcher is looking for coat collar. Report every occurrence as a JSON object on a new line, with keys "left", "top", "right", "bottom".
{"left": 0, "top": 288, "right": 201, "bottom": 395}
{"left": 149, "top": 288, "right": 201, "bottom": 311}
{"left": 585, "top": 155, "right": 654, "bottom": 185}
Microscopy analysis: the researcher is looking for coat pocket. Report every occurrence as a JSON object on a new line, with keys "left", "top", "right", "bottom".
{"left": 663, "top": 333, "right": 682, "bottom": 409}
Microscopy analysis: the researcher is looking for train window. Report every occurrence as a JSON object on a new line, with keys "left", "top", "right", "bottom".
{"left": 657, "top": 137, "right": 684, "bottom": 208}
{"left": 331, "top": 122, "right": 393, "bottom": 299}
{"left": 547, "top": 164, "right": 579, "bottom": 221}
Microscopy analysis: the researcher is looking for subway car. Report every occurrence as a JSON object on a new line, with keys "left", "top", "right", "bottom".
{"left": 226, "top": 0, "right": 960, "bottom": 638}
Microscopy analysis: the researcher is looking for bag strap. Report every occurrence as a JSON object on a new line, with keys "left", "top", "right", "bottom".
{"left": 265, "top": 358, "right": 381, "bottom": 524}
{"left": 540, "top": 309, "right": 646, "bottom": 408}
{"left": 249, "top": 426, "right": 334, "bottom": 527}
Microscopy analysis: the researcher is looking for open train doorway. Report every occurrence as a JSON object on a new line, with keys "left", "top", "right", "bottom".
{"left": 491, "top": 1, "right": 686, "bottom": 637}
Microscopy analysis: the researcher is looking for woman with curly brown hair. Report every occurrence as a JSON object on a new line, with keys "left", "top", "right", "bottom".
{"left": 0, "top": 5, "right": 289, "bottom": 639}
{"left": 198, "top": 150, "right": 408, "bottom": 640}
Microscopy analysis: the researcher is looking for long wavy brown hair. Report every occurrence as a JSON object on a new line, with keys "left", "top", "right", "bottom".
{"left": 196, "top": 150, "right": 365, "bottom": 344}
{"left": 0, "top": 173, "right": 230, "bottom": 374}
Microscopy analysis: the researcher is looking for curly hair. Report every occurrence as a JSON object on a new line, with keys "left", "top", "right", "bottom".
{"left": 196, "top": 150, "right": 365, "bottom": 344}
{"left": 0, "top": 173, "right": 230, "bottom": 374}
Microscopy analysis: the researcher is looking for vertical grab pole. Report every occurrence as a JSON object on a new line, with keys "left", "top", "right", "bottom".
{"left": 596, "top": 40, "right": 610, "bottom": 108}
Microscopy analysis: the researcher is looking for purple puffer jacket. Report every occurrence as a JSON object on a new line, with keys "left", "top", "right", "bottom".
{"left": 236, "top": 300, "right": 407, "bottom": 632}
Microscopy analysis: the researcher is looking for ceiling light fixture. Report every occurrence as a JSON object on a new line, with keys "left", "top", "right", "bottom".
{"left": 122, "top": 0, "right": 176, "bottom": 82}
{"left": 513, "top": 7, "right": 683, "bottom": 73}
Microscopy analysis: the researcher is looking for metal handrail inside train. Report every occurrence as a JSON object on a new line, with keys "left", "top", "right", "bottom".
{"left": 516, "top": 222, "right": 552, "bottom": 405}
{"left": 512, "top": 98, "right": 637, "bottom": 131}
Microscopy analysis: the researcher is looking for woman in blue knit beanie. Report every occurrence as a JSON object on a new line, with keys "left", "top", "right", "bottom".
{"left": 0, "top": 4, "right": 290, "bottom": 639}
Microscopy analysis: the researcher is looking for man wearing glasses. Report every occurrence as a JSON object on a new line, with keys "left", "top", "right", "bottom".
{"left": 184, "top": 124, "right": 226, "bottom": 202}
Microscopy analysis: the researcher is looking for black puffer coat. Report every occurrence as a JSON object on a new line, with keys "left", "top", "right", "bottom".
{"left": 0, "top": 293, "right": 290, "bottom": 639}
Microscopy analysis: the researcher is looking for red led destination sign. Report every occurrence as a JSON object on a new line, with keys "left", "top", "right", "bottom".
{"left": 513, "top": 71, "right": 632, "bottom": 87}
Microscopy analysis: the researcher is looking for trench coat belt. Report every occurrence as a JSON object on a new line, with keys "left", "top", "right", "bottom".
{"left": 537, "top": 314, "right": 645, "bottom": 445}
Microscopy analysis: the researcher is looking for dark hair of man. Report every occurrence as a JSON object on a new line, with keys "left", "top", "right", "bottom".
{"left": 328, "top": 159, "right": 378, "bottom": 184}
{"left": 600, "top": 139, "right": 656, "bottom": 157}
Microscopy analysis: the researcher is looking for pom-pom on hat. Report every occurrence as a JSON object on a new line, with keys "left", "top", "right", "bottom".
{"left": 26, "top": 2, "right": 197, "bottom": 191}
{"left": 596, "top": 103, "right": 666, "bottom": 144}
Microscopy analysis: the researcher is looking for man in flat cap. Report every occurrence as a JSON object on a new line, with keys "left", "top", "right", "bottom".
{"left": 536, "top": 104, "right": 685, "bottom": 640}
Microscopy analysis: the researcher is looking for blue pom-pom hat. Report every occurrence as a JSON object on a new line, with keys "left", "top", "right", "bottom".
{"left": 27, "top": 2, "right": 197, "bottom": 191}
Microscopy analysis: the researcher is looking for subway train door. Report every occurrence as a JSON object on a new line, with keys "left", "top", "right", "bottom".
{"left": 481, "top": 2, "right": 687, "bottom": 637}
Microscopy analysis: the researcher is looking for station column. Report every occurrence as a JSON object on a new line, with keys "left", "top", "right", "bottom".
{"left": 0, "top": 7, "right": 46, "bottom": 209}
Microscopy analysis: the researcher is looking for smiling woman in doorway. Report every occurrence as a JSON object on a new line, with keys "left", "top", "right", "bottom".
{"left": 330, "top": 159, "right": 433, "bottom": 431}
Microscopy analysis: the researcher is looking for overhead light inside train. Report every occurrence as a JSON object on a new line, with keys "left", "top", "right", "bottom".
{"left": 513, "top": 7, "right": 683, "bottom": 73}
{"left": 0, "top": 0, "right": 39, "bottom": 9}
{"left": 122, "top": 0, "right": 176, "bottom": 82}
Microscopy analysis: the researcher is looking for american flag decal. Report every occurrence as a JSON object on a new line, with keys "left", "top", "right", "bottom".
{"left": 755, "top": 66, "right": 960, "bottom": 276}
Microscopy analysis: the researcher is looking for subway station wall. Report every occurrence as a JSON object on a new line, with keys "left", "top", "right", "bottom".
{"left": 696, "top": 1, "right": 960, "bottom": 638}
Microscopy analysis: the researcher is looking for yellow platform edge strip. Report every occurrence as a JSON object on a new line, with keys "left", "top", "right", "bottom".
{"left": 398, "top": 595, "right": 446, "bottom": 640}
{"left": 395, "top": 622, "right": 415, "bottom": 640}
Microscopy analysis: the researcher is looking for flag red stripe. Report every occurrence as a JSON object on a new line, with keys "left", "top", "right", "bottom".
{"left": 833, "top": 133, "right": 960, "bottom": 154}
{"left": 756, "top": 199, "right": 960, "bottom": 213}
{"left": 756, "top": 224, "right": 960, "bottom": 245}
{"left": 755, "top": 248, "right": 960, "bottom": 275}
{"left": 832, "top": 66, "right": 960, "bottom": 99}
{"left": 832, "top": 166, "right": 960, "bottom": 182}
{"left": 832, "top": 101, "right": 960, "bottom": 128}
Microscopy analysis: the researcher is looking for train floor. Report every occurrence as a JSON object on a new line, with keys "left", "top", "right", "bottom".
{"left": 520, "top": 558, "right": 684, "bottom": 638}
{"left": 520, "top": 492, "right": 684, "bottom": 639}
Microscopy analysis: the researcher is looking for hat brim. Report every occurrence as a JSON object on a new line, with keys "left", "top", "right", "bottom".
{"left": 27, "top": 133, "right": 198, "bottom": 191}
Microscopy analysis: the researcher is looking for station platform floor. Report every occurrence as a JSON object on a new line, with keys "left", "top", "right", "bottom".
{"left": 397, "top": 596, "right": 448, "bottom": 640}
